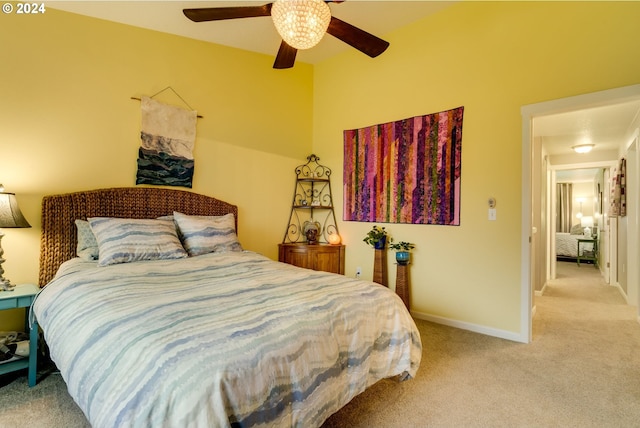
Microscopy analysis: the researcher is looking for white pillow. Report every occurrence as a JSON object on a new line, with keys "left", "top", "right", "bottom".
{"left": 75, "top": 219, "right": 99, "bottom": 261}
{"left": 88, "top": 217, "right": 187, "bottom": 267}
{"left": 173, "top": 211, "right": 243, "bottom": 256}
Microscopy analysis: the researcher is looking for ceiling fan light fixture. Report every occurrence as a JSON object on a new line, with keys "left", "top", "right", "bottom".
{"left": 572, "top": 144, "right": 595, "bottom": 154}
{"left": 271, "top": 0, "right": 331, "bottom": 50}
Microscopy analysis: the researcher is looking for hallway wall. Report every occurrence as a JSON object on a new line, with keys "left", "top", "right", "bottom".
{"left": 621, "top": 138, "right": 638, "bottom": 305}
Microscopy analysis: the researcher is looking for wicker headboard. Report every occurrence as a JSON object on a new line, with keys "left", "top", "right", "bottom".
{"left": 39, "top": 187, "right": 238, "bottom": 287}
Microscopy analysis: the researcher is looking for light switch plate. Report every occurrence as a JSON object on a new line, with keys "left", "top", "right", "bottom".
{"left": 488, "top": 208, "right": 497, "bottom": 221}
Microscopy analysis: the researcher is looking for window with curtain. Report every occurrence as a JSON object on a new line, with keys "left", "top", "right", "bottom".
{"left": 556, "top": 183, "right": 573, "bottom": 233}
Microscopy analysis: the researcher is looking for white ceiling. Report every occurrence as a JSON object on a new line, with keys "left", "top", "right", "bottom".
{"left": 535, "top": 100, "right": 640, "bottom": 157}
{"left": 48, "top": 0, "right": 640, "bottom": 172}
{"left": 49, "top": 1, "right": 453, "bottom": 64}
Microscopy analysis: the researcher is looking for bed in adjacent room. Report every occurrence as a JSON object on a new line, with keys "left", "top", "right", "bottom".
{"left": 556, "top": 232, "right": 594, "bottom": 259}
{"left": 33, "top": 187, "right": 422, "bottom": 428}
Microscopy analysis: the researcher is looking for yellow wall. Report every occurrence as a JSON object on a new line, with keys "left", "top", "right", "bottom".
{"left": 2, "top": 3, "right": 640, "bottom": 337}
{"left": 0, "top": 9, "right": 314, "bottom": 329}
{"left": 313, "top": 1, "right": 640, "bottom": 335}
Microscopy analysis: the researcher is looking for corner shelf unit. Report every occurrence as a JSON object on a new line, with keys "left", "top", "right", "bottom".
{"left": 282, "top": 154, "right": 339, "bottom": 244}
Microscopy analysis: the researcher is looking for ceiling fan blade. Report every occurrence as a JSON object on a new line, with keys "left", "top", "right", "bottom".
{"left": 183, "top": 4, "right": 272, "bottom": 22}
{"left": 273, "top": 41, "right": 298, "bottom": 69}
{"left": 326, "top": 16, "right": 390, "bottom": 58}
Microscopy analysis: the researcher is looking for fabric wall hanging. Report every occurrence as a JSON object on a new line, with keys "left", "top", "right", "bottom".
{"left": 609, "top": 157, "right": 626, "bottom": 217}
{"left": 619, "top": 157, "right": 626, "bottom": 217}
{"left": 343, "top": 106, "right": 464, "bottom": 225}
{"left": 136, "top": 96, "right": 197, "bottom": 188}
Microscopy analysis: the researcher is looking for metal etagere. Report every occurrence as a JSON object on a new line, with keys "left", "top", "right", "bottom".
{"left": 282, "top": 154, "right": 340, "bottom": 244}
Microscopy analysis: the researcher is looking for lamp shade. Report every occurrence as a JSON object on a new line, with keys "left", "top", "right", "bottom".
{"left": 271, "top": 0, "right": 331, "bottom": 50}
{"left": 0, "top": 192, "right": 31, "bottom": 228}
{"left": 580, "top": 216, "right": 594, "bottom": 228}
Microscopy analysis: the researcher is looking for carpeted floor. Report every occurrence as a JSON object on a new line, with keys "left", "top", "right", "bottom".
{"left": 1, "top": 261, "right": 639, "bottom": 427}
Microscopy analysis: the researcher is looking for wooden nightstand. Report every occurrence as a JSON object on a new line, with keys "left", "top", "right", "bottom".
{"left": 278, "top": 243, "right": 345, "bottom": 274}
{"left": 0, "top": 283, "right": 39, "bottom": 387}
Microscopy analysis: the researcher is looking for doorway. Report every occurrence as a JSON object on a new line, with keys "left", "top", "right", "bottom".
{"left": 548, "top": 165, "right": 614, "bottom": 285}
{"left": 521, "top": 84, "right": 640, "bottom": 343}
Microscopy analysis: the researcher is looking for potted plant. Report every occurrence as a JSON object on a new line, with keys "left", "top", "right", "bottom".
{"left": 363, "top": 225, "right": 389, "bottom": 250}
{"left": 388, "top": 241, "right": 415, "bottom": 265}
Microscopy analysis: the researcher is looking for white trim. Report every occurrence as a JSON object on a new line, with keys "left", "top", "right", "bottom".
{"left": 535, "top": 281, "right": 547, "bottom": 296}
{"left": 547, "top": 166, "right": 555, "bottom": 282}
{"left": 521, "top": 84, "right": 640, "bottom": 118}
{"left": 521, "top": 113, "right": 532, "bottom": 343}
{"left": 549, "top": 161, "right": 617, "bottom": 171}
{"left": 613, "top": 281, "right": 628, "bottom": 303}
{"left": 411, "top": 311, "right": 526, "bottom": 343}
{"left": 549, "top": 161, "right": 616, "bottom": 286}
{"left": 624, "top": 134, "right": 640, "bottom": 319}
{"left": 521, "top": 84, "right": 640, "bottom": 345}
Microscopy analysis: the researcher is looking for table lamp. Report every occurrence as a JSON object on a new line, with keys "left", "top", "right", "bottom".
{"left": 581, "top": 216, "right": 594, "bottom": 238}
{"left": 0, "top": 185, "right": 31, "bottom": 291}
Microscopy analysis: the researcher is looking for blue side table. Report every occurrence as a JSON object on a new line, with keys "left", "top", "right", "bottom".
{"left": 0, "top": 284, "right": 39, "bottom": 386}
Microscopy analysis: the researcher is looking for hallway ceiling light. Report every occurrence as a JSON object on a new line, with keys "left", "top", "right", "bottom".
{"left": 572, "top": 144, "right": 595, "bottom": 154}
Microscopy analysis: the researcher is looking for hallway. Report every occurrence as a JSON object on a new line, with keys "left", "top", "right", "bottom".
{"left": 544, "top": 261, "right": 627, "bottom": 305}
{"left": 534, "top": 260, "right": 636, "bottom": 341}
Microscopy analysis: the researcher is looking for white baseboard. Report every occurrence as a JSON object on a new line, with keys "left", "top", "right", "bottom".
{"left": 535, "top": 282, "right": 547, "bottom": 296}
{"left": 410, "top": 310, "right": 526, "bottom": 343}
{"left": 612, "top": 281, "right": 628, "bottom": 302}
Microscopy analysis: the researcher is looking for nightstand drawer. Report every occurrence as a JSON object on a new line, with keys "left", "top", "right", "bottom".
{"left": 0, "top": 295, "right": 36, "bottom": 310}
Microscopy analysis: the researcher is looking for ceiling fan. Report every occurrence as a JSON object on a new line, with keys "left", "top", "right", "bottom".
{"left": 183, "top": 0, "right": 390, "bottom": 69}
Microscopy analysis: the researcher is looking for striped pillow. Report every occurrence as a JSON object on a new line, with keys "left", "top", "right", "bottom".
{"left": 88, "top": 217, "right": 188, "bottom": 267}
{"left": 173, "top": 212, "right": 243, "bottom": 256}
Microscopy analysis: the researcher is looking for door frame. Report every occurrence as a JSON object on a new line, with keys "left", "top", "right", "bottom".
{"left": 548, "top": 162, "right": 616, "bottom": 283}
{"left": 521, "top": 84, "right": 640, "bottom": 343}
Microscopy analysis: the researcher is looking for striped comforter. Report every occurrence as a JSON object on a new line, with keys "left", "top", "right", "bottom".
{"left": 34, "top": 251, "right": 422, "bottom": 428}
{"left": 556, "top": 233, "right": 593, "bottom": 257}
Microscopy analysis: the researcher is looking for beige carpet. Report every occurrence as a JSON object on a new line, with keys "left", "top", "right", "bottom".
{"left": 2, "top": 261, "right": 639, "bottom": 427}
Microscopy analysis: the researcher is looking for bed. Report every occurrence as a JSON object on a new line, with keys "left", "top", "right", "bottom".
{"left": 556, "top": 232, "right": 594, "bottom": 258}
{"left": 33, "top": 187, "right": 422, "bottom": 428}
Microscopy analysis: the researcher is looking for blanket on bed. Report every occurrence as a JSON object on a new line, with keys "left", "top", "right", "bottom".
{"left": 34, "top": 251, "right": 421, "bottom": 428}
{"left": 556, "top": 233, "right": 594, "bottom": 257}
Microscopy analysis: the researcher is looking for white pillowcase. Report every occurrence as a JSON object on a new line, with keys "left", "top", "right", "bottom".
{"left": 75, "top": 219, "right": 99, "bottom": 261}
{"left": 173, "top": 211, "right": 242, "bottom": 256}
{"left": 88, "top": 217, "right": 188, "bottom": 267}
